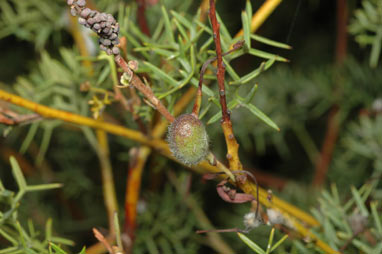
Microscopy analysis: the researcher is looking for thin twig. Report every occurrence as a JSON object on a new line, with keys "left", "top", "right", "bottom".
{"left": 124, "top": 147, "right": 150, "bottom": 243}
{"left": 233, "top": 170, "right": 259, "bottom": 219}
{"left": 92, "top": 228, "right": 114, "bottom": 254}
{"left": 136, "top": 0, "right": 150, "bottom": 36}
{"left": 96, "top": 126, "right": 118, "bottom": 235}
{"left": 114, "top": 55, "right": 175, "bottom": 123}
{"left": 209, "top": 0, "right": 229, "bottom": 123}
{"left": 199, "top": 0, "right": 210, "bottom": 23}
{"left": 313, "top": 106, "right": 340, "bottom": 186}
{"left": 114, "top": 85, "right": 147, "bottom": 134}
{"left": 196, "top": 228, "right": 245, "bottom": 234}
{"left": 313, "top": 0, "right": 347, "bottom": 186}
{"left": 0, "top": 112, "right": 40, "bottom": 125}
{"left": 209, "top": 0, "right": 243, "bottom": 173}
{"left": 335, "top": 0, "right": 348, "bottom": 65}
{"left": 192, "top": 40, "right": 245, "bottom": 116}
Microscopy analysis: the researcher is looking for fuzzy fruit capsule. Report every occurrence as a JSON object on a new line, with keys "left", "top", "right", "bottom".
{"left": 167, "top": 114, "right": 209, "bottom": 165}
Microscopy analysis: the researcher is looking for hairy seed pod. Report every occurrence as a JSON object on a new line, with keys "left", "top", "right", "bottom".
{"left": 167, "top": 114, "right": 209, "bottom": 165}
{"left": 243, "top": 212, "right": 262, "bottom": 230}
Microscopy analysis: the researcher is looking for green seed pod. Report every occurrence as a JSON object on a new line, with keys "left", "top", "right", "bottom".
{"left": 167, "top": 114, "right": 209, "bottom": 165}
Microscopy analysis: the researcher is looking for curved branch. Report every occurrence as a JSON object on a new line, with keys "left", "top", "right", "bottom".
{"left": 0, "top": 89, "right": 341, "bottom": 254}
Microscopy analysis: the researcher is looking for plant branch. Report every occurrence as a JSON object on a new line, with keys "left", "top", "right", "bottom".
{"left": 136, "top": 0, "right": 150, "bottom": 36}
{"left": 192, "top": 40, "right": 244, "bottom": 117}
{"left": 313, "top": 0, "right": 347, "bottom": 186}
{"left": 0, "top": 89, "right": 341, "bottom": 253}
{"left": 0, "top": 89, "right": 155, "bottom": 146}
{"left": 313, "top": 106, "right": 340, "bottom": 186}
{"left": 114, "top": 81, "right": 147, "bottom": 134}
{"left": 0, "top": 89, "right": 313, "bottom": 225}
{"left": 114, "top": 55, "right": 175, "bottom": 123}
{"left": 96, "top": 125, "right": 118, "bottom": 235}
{"left": 92, "top": 228, "right": 114, "bottom": 254}
{"left": 199, "top": 0, "right": 210, "bottom": 23}
{"left": 234, "top": 0, "right": 283, "bottom": 38}
{"left": 209, "top": 0, "right": 243, "bottom": 173}
{"left": 335, "top": 0, "right": 348, "bottom": 65}
{"left": 124, "top": 147, "right": 150, "bottom": 246}
{"left": 209, "top": 0, "right": 229, "bottom": 123}
{"left": 87, "top": 234, "right": 115, "bottom": 254}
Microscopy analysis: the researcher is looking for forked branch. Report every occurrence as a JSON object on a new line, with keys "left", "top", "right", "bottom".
{"left": 208, "top": 0, "right": 243, "bottom": 172}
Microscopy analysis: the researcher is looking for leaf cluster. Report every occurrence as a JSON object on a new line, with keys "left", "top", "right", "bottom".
{"left": 0, "top": 0, "right": 66, "bottom": 50}
{"left": 1, "top": 1, "right": 382, "bottom": 254}
{"left": 349, "top": 0, "right": 382, "bottom": 67}
{"left": 118, "top": 0, "right": 288, "bottom": 128}
{"left": 0, "top": 157, "right": 75, "bottom": 254}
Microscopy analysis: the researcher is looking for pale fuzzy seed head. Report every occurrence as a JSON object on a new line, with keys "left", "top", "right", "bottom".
{"left": 348, "top": 212, "right": 368, "bottom": 233}
{"left": 372, "top": 98, "right": 382, "bottom": 112}
{"left": 243, "top": 212, "right": 262, "bottom": 230}
{"left": 266, "top": 208, "right": 284, "bottom": 225}
{"left": 167, "top": 114, "right": 209, "bottom": 165}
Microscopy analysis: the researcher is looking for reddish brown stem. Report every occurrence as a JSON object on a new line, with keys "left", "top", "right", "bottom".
{"left": 192, "top": 41, "right": 244, "bottom": 117}
{"left": 313, "top": 106, "right": 340, "bottom": 186}
{"left": 196, "top": 228, "right": 244, "bottom": 234}
{"left": 115, "top": 55, "right": 175, "bottom": 123}
{"left": 209, "top": 0, "right": 229, "bottom": 122}
{"left": 313, "top": 0, "right": 347, "bottom": 186}
{"left": 136, "top": 0, "right": 150, "bottom": 36}
{"left": 335, "top": 0, "right": 347, "bottom": 64}
{"left": 208, "top": 0, "right": 243, "bottom": 172}
{"left": 0, "top": 106, "right": 41, "bottom": 125}
{"left": 113, "top": 84, "right": 147, "bottom": 134}
{"left": 92, "top": 228, "right": 114, "bottom": 254}
{"left": 124, "top": 147, "right": 149, "bottom": 246}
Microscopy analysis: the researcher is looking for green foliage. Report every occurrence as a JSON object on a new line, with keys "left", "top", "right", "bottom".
{"left": 1, "top": 1, "right": 382, "bottom": 254}
{"left": 0, "top": 0, "right": 66, "bottom": 50}
{"left": 344, "top": 116, "right": 382, "bottom": 162}
{"left": 0, "top": 157, "right": 74, "bottom": 253}
{"left": 133, "top": 184, "right": 200, "bottom": 254}
{"left": 329, "top": 115, "right": 382, "bottom": 189}
{"left": 310, "top": 182, "right": 382, "bottom": 253}
{"left": 237, "top": 228, "right": 288, "bottom": 254}
{"left": 349, "top": 0, "right": 382, "bottom": 67}
{"left": 118, "top": 1, "right": 288, "bottom": 128}
{"left": 1, "top": 0, "right": 287, "bottom": 170}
